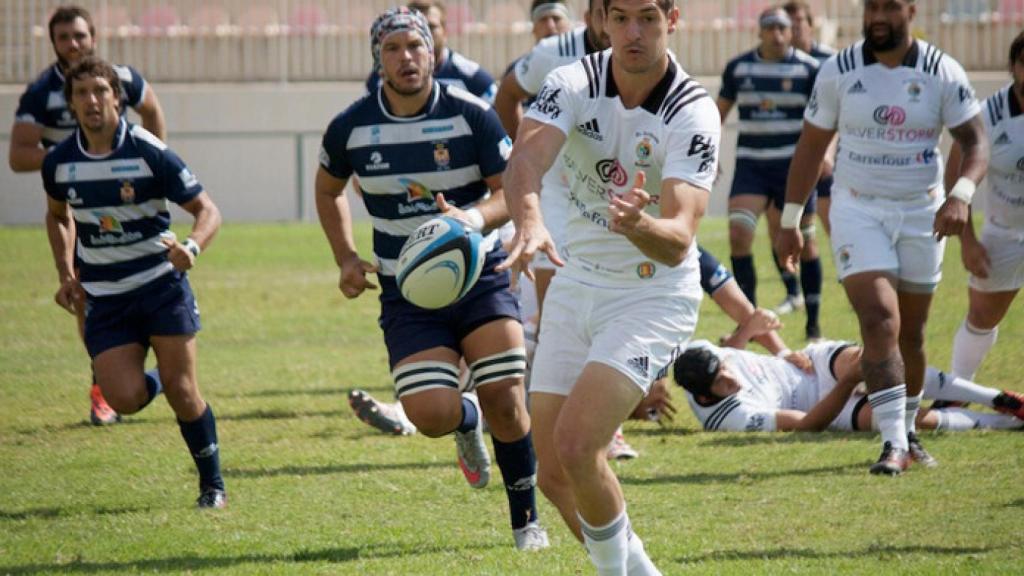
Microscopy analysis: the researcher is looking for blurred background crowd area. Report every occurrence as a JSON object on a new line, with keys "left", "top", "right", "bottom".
{"left": 3, "top": 0, "right": 1023, "bottom": 84}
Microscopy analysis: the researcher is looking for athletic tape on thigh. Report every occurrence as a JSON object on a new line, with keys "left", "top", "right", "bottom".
{"left": 469, "top": 347, "right": 527, "bottom": 389}
{"left": 392, "top": 361, "right": 460, "bottom": 398}
{"left": 729, "top": 209, "right": 758, "bottom": 232}
{"left": 897, "top": 279, "right": 938, "bottom": 294}
{"left": 800, "top": 223, "right": 816, "bottom": 240}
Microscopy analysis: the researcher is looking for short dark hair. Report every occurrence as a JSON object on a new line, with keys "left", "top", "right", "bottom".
{"left": 1011, "top": 29, "right": 1024, "bottom": 67}
{"left": 48, "top": 5, "right": 95, "bottom": 44}
{"left": 673, "top": 347, "right": 721, "bottom": 399}
{"left": 63, "top": 56, "right": 122, "bottom": 113}
{"left": 602, "top": 0, "right": 674, "bottom": 14}
{"left": 409, "top": 1, "right": 445, "bottom": 19}
{"left": 782, "top": 1, "right": 813, "bottom": 26}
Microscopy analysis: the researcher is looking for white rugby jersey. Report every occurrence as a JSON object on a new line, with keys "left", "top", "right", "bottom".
{"left": 981, "top": 83, "right": 1024, "bottom": 228}
{"left": 523, "top": 49, "right": 720, "bottom": 288}
{"left": 806, "top": 39, "right": 980, "bottom": 200}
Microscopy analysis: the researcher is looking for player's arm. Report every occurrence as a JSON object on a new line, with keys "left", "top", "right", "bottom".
{"left": 610, "top": 174, "right": 707, "bottom": 267}
{"left": 944, "top": 137, "right": 989, "bottom": 278}
{"left": 494, "top": 72, "right": 531, "bottom": 142}
{"left": 315, "top": 167, "right": 377, "bottom": 298}
{"left": 8, "top": 122, "right": 47, "bottom": 172}
{"left": 775, "top": 122, "right": 835, "bottom": 271}
{"left": 436, "top": 173, "right": 509, "bottom": 232}
{"left": 133, "top": 86, "right": 166, "bottom": 141}
{"left": 163, "top": 191, "right": 221, "bottom": 272}
{"left": 715, "top": 97, "right": 734, "bottom": 124}
{"left": 776, "top": 347, "right": 861, "bottom": 431}
{"left": 45, "top": 195, "right": 81, "bottom": 314}
{"left": 935, "top": 114, "right": 988, "bottom": 239}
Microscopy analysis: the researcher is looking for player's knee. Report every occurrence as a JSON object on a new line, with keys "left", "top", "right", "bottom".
{"left": 392, "top": 361, "right": 462, "bottom": 436}
{"left": 101, "top": 381, "right": 147, "bottom": 415}
{"left": 536, "top": 461, "right": 569, "bottom": 496}
{"left": 551, "top": 426, "right": 600, "bottom": 474}
{"left": 857, "top": 307, "right": 898, "bottom": 343}
{"left": 898, "top": 329, "right": 926, "bottom": 355}
{"left": 728, "top": 209, "right": 758, "bottom": 250}
{"left": 468, "top": 348, "right": 526, "bottom": 393}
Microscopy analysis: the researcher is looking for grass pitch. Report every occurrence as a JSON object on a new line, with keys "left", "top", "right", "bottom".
{"left": 0, "top": 217, "right": 1021, "bottom": 575}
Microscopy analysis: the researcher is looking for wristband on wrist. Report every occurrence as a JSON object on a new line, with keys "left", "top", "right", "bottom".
{"left": 780, "top": 203, "right": 805, "bottom": 229}
{"left": 775, "top": 348, "right": 793, "bottom": 359}
{"left": 464, "top": 208, "right": 485, "bottom": 232}
{"left": 184, "top": 237, "right": 201, "bottom": 258}
{"left": 948, "top": 177, "right": 976, "bottom": 204}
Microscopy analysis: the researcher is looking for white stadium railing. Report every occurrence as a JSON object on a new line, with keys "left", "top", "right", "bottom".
{"left": 3, "top": 0, "right": 1023, "bottom": 84}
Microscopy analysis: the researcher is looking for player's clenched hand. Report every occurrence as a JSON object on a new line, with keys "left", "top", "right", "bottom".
{"left": 743, "top": 308, "right": 782, "bottom": 338}
{"left": 162, "top": 236, "right": 196, "bottom": 272}
{"left": 933, "top": 197, "right": 970, "bottom": 240}
{"left": 959, "top": 233, "right": 991, "bottom": 279}
{"left": 774, "top": 228, "right": 803, "bottom": 274}
{"left": 54, "top": 276, "right": 84, "bottom": 315}
{"left": 496, "top": 219, "right": 563, "bottom": 280}
{"left": 609, "top": 171, "right": 650, "bottom": 235}
{"left": 339, "top": 254, "right": 378, "bottom": 299}
{"left": 631, "top": 377, "right": 677, "bottom": 423}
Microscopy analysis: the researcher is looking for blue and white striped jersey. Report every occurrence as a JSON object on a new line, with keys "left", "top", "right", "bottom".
{"left": 320, "top": 82, "right": 511, "bottom": 282}
{"left": 366, "top": 47, "right": 497, "bottom": 104}
{"left": 15, "top": 63, "right": 148, "bottom": 148}
{"left": 42, "top": 119, "right": 203, "bottom": 297}
{"left": 808, "top": 42, "right": 836, "bottom": 63}
{"left": 719, "top": 47, "right": 820, "bottom": 161}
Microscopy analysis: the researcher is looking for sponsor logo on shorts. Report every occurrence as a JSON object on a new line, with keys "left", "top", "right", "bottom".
{"left": 837, "top": 244, "right": 853, "bottom": 270}
{"left": 626, "top": 355, "right": 650, "bottom": 379}
{"left": 746, "top": 414, "right": 767, "bottom": 431}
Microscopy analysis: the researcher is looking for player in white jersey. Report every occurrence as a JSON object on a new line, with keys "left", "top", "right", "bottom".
{"left": 675, "top": 341, "right": 1024, "bottom": 433}
{"left": 947, "top": 32, "right": 1024, "bottom": 384}
{"left": 777, "top": 0, "right": 988, "bottom": 475}
{"left": 501, "top": 2, "right": 718, "bottom": 573}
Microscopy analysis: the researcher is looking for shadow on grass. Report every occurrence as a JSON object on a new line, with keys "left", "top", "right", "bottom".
{"left": 697, "top": 432, "right": 865, "bottom": 448}
{"left": 621, "top": 462, "right": 864, "bottom": 486}
{"left": 0, "top": 505, "right": 147, "bottom": 522}
{"left": 0, "top": 540, "right": 505, "bottom": 575}
{"left": 675, "top": 543, "right": 995, "bottom": 564}
{"left": 624, "top": 426, "right": 700, "bottom": 438}
{"left": 1005, "top": 498, "right": 1024, "bottom": 509}
{"left": 14, "top": 418, "right": 154, "bottom": 436}
{"left": 225, "top": 460, "right": 451, "bottom": 479}
{"left": 233, "top": 387, "right": 347, "bottom": 398}
{"left": 215, "top": 408, "right": 348, "bottom": 421}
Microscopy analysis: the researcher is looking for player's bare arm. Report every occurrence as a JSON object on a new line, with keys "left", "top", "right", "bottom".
{"left": 498, "top": 118, "right": 566, "bottom": 274}
{"left": 315, "top": 166, "right": 377, "bottom": 298}
{"left": 935, "top": 115, "right": 989, "bottom": 239}
{"left": 944, "top": 139, "right": 990, "bottom": 278}
{"left": 162, "top": 192, "right": 221, "bottom": 272}
{"left": 776, "top": 121, "right": 835, "bottom": 271}
{"left": 776, "top": 348, "right": 861, "bottom": 431}
{"left": 610, "top": 173, "right": 707, "bottom": 267}
{"left": 715, "top": 96, "right": 734, "bottom": 124}
{"left": 8, "top": 122, "right": 47, "bottom": 172}
{"left": 494, "top": 72, "right": 531, "bottom": 141}
{"left": 135, "top": 86, "right": 167, "bottom": 141}
{"left": 44, "top": 195, "right": 81, "bottom": 314}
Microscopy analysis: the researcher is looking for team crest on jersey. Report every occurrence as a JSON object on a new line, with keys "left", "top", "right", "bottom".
{"left": 904, "top": 80, "right": 922, "bottom": 102}
{"left": 399, "top": 177, "right": 434, "bottom": 201}
{"left": 433, "top": 142, "right": 450, "bottom": 169}
{"left": 780, "top": 78, "right": 793, "bottom": 92}
{"left": 119, "top": 180, "right": 136, "bottom": 203}
{"left": 595, "top": 159, "right": 629, "bottom": 187}
{"left": 97, "top": 214, "right": 124, "bottom": 233}
{"left": 635, "top": 138, "right": 653, "bottom": 167}
{"left": 759, "top": 99, "right": 776, "bottom": 112}
{"left": 636, "top": 262, "right": 656, "bottom": 279}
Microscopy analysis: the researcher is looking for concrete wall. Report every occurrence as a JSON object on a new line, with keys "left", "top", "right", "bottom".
{"left": 1, "top": 72, "right": 1008, "bottom": 225}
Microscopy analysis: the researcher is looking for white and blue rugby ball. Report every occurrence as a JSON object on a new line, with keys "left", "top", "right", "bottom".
{"left": 396, "top": 216, "right": 485, "bottom": 309}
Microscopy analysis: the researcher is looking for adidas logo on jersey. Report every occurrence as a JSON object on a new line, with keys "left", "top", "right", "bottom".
{"left": 994, "top": 132, "right": 1011, "bottom": 147}
{"left": 848, "top": 80, "right": 867, "bottom": 94}
{"left": 626, "top": 356, "right": 650, "bottom": 378}
{"left": 576, "top": 118, "right": 603, "bottom": 141}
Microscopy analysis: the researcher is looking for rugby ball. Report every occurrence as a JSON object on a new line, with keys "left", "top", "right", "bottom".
{"left": 396, "top": 216, "right": 485, "bottom": 309}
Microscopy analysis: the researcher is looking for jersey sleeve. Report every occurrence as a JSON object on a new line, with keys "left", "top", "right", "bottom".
{"left": 662, "top": 95, "right": 721, "bottom": 192}
{"left": 718, "top": 59, "right": 737, "bottom": 102}
{"left": 940, "top": 59, "right": 982, "bottom": 129}
{"left": 41, "top": 152, "right": 63, "bottom": 201}
{"left": 319, "top": 114, "right": 354, "bottom": 180}
{"left": 515, "top": 43, "right": 559, "bottom": 96}
{"left": 803, "top": 58, "right": 840, "bottom": 130}
{"left": 703, "top": 397, "right": 778, "bottom": 432}
{"left": 159, "top": 148, "right": 204, "bottom": 206}
{"left": 14, "top": 84, "right": 46, "bottom": 125}
{"left": 471, "top": 107, "right": 512, "bottom": 179}
{"left": 523, "top": 64, "right": 580, "bottom": 136}
{"left": 467, "top": 68, "right": 498, "bottom": 104}
{"left": 698, "top": 246, "right": 733, "bottom": 295}
{"left": 115, "top": 65, "right": 148, "bottom": 109}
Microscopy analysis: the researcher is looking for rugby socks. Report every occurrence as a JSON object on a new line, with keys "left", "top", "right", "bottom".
{"left": 772, "top": 248, "right": 800, "bottom": 298}
{"left": 580, "top": 509, "right": 630, "bottom": 576}
{"left": 140, "top": 369, "right": 163, "bottom": 410}
{"left": 626, "top": 530, "right": 662, "bottom": 576}
{"left": 868, "top": 385, "right": 908, "bottom": 450}
{"left": 178, "top": 404, "right": 224, "bottom": 491}
{"left": 800, "top": 257, "right": 823, "bottom": 332}
{"left": 492, "top": 432, "right": 539, "bottom": 530}
{"left": 934, "top": 408, "right": 1023, "bottom": 431}
{"left": 951, "top": 321, "right": 998, "bottom": 380}
{"left": 905, "top": 391, "right": 923, "bottom": 434}
{"left": 456, "top": 395, "right": 479, "bottom": 434}
{"left": 922, "top": 367, "right": 999, "bottom": 407}
{"left": 731, "top": 255, "right": 757, "bottom": 306}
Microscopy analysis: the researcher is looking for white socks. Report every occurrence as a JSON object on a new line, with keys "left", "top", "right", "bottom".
{"left": 580, "top": 510, "right": 660, "bottom": 576}
{"left": 951, "top": 321, "right": 997, "bottom": 380}
{"left": 905, "top": 391, "right": 923, "bottom": 434}
{"left": 922, "top": 367, "right": 999, "bottom": 407}
{"left": 869, "top": 385, "right": 908, "bottom": 450}
{"left": 934, "top": 408, "right": 1023, "bottom": 431}
{"left": 626, "top": 531, "right": 661, "bottom": 576}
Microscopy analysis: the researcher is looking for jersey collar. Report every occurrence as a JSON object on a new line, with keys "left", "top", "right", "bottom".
{"left": 605, "top": 55, "right": 678, "bottom": 114}
{"left": 377, "top": 81, "right": 440, "bottom": 122}
{"left": 75, "top": 117, "right": 128, "bottom": 159}
{"left": 862, "top": 40, "right": 920, "bottom": 68}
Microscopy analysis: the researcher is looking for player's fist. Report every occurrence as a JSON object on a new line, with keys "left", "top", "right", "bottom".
{"left": 339, "top": 254, "right": 378, "bottom": 299}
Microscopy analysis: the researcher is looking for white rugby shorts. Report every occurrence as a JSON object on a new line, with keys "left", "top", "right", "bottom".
{"left": 829, "top": 185, "right": 945, "bottom": 286}
{"left": 968, "top": 220, "right": 1024, "bottom": 292}
{"left": 529, "top": 275, "right": 702, "bottom": 396}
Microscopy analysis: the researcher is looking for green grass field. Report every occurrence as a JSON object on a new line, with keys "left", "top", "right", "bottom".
{"left": 1, "top": 217, "right": 1021, "bottom": 575}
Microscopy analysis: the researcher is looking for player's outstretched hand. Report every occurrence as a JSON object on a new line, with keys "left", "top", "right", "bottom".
{"left": 933, "top": 196, "right": 969, "bottom": 240}
{"left": 774, "top": 228, "right": 803, "bottom": 274}
{"left": 959, "top": 232, "right": 991, "bottom": 279}
{"left": 609, "top": 171, "right": 650, "bottom": 235}
{"left": 339, "top": 254, "right": 378, "bottom": 299}
{"left": 435, "top": 193, "right": 473, "bottom": 229}
{"left": 496, "top": 220, "right": 563, "bottom": 280}
{"left": 54, "top": 276, "right": 84, "bottom": 315}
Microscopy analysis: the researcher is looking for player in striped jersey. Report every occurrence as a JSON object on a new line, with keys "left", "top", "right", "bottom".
{"left": 10, "top": 5, "right": 166, "bottom": 426}
{"left": 502, "top": 1, "right": 718, "bottom": 571}
{"left": 316, "top": 8, "right": 548, "bottom": 551}
{"left": 778, "top": 0, "right": 988, "bottom": 475}
{"left": 675, "top": 341, "right": 1024, "bottom": 434}
{"left": 365, "top": 1, "right": 497, "bottom": 103}
{"left": 717, "top": 7, "right": 824, "bottom": 341}
{"left": 948, "top": 31, "right": 1024, "bottom": 384}
{"left": 42, "top": 57, "right": 225, "bottom": 508}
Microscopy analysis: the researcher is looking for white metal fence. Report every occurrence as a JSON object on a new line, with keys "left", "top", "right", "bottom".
{"left": 3, "top": 0, "right": 1023, "bottom": 84}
